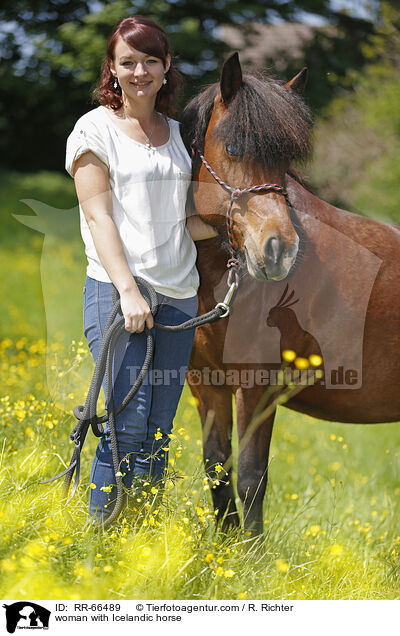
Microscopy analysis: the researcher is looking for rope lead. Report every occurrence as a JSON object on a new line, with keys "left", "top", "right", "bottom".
{"left": 41, "top": 276, "right": 238, "bottom": 530}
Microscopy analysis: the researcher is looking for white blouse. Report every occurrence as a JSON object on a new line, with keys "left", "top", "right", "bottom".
{"left": 65, "top": 105, "right": 199, "bottom": 299}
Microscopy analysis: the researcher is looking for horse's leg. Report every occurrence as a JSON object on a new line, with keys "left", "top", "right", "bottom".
{"left": 189, "top": 381, "right": 239, "bottom": 528}
{"left": 236, "top": 385, "right": 276, "bottom": 535}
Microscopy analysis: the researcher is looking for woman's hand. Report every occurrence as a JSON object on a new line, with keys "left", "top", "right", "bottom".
{"left": 119, "top": 287, "right": 154, "bottom": 333}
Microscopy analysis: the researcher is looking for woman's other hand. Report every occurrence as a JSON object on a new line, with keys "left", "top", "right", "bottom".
{"left": 119, "top": 287, "right": 154, "bottom": 333}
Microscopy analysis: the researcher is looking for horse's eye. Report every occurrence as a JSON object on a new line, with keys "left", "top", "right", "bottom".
{"left": 225, "top": 144, "right": 240, "bottom": 157}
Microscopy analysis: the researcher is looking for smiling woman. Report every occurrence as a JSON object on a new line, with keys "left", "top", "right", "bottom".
{"left": 64, "top": 15, "right": 217, "bottom": 525}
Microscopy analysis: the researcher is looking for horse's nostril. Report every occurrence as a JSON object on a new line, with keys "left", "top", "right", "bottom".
{"left": 264, "top": 236, "right": 284, "bottom": 265}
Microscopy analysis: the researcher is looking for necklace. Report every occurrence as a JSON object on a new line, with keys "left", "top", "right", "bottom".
{"left": 124, "top": 110, "right": 159, "bottom": 150}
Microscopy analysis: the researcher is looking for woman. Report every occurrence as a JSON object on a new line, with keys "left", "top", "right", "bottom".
{"left": 65, "top": 15, "right": 217, "bottom": 521}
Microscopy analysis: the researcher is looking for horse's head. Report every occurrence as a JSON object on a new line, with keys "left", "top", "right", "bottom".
{"left": 181, "top": 53, "right": 312, "bottom": 281}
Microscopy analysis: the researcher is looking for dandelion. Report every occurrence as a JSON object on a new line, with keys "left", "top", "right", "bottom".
{"left": 205, "top": 553, "right": 214, "bottom": 563}
{"left": 275, "top": 559, "right": 289, "bottom": 573}
{"left": 89, "top": 483, "right": 97, "bottom": 489}
{"left": 215, "top": 566, "right": 224, "bottom": 576}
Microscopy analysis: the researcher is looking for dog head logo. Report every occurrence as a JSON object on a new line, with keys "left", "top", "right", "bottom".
{"left": 3, "top": 602, "right": 50, "bottom": 633}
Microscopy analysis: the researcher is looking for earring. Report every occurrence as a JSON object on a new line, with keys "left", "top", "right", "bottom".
{"left": 162, "top": 76, "right": 167, "bottom": 85}
{"left": 113, "top": 76, "right": 119, "bottom": 89}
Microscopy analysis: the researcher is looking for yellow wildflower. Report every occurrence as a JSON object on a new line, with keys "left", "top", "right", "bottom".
{"left": 282, "top": 349, "right": 296, "bottom": 362}
{"left": 275, "top": 559, "right": 289, "bottom": 573}
{"left": 294, "top": 357, "right": 309, "bottom": 370}
{"left": 330, "top": 544, "right": 344, "bottom": 556}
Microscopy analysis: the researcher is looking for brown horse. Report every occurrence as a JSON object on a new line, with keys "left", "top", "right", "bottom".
{"left": 181, "top": 53, "right": 400, "bottom": 534}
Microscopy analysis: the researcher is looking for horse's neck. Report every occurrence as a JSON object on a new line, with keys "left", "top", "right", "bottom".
{"left": 285, "top": 174, "right": 400, "bottom": 257}
{"left": 285, "top": 174, "right": 351, "bottom": 227}
{"left": 286, "top": 174, "right": 391, "bottom": 230}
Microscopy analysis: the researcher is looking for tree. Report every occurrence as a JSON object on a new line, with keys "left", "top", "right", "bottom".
{"left": 0, "top": 0, "right": 377, "bottom": 172}
{"left": 310, "top": 2, "right": 400, "bottom": 223}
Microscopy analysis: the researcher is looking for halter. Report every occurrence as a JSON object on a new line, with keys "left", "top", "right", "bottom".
{"left": 191, "top": 142, "right": 291, "bottom": 289}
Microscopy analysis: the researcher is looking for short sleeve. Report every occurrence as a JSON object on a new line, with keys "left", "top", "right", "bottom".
{"left": 65, "top": 117, "right": 109, "bottom": 177}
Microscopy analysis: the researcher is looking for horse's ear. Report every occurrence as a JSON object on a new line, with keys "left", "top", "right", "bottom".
{"left": 220, "top": 52, "right": 242, "bottom": 104}
{"left": 284, "top": 67, "right": 308, "bottom": 94}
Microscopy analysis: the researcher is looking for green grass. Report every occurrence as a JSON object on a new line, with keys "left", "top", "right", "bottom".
{"left": 1, "top": 170, "right": 400, "bottom": 600}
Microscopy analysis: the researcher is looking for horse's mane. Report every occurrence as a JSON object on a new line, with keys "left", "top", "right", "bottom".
{"left": 181, "top": 73, "right": 313, "bottom": 175}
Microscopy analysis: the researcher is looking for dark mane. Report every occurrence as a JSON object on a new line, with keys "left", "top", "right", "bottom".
{"left": 181, "top": 73, "right": 313, "bottom": 171}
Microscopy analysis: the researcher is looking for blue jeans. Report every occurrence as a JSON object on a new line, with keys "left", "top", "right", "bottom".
{"left": 83, "top": 275, "right": 198, "bottom": 520}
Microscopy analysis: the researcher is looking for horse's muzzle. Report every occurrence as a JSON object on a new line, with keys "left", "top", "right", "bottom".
{"left": 245, "top": 235, "right": 299, "bottom": 281}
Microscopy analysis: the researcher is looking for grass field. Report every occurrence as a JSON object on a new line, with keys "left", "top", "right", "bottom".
{"left": 1, "top": 171, "right": 400, "bottom": 600}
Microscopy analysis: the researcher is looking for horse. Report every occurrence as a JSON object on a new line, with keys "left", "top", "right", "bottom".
{"left": 180, "top": 52, "right": 400, "bottom": 534}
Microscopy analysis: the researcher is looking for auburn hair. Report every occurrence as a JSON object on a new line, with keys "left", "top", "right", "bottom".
{"left": 92, "top": 16, "right": 182, "bottom": 117}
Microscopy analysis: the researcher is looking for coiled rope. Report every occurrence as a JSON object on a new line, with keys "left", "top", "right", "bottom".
{"left": 41, "top": 276, "right": 237, "bottom": 530}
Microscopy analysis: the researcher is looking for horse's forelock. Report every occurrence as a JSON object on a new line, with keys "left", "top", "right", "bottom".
{"left": 181, "top": 74, "right": 313, "bottom": 169}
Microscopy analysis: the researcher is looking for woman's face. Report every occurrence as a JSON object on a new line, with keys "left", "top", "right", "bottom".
{"left": 110, "top": 36, "right": 171, "bottom": 103}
